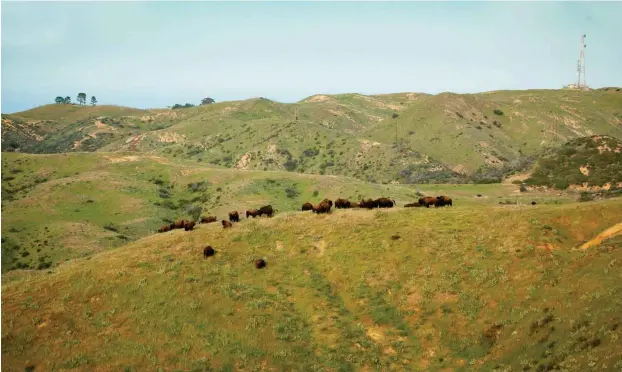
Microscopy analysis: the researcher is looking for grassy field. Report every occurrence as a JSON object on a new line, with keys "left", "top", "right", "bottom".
{"left": 3, "top": 89, "right": 622, "bottom": 183}
{"left": 1, "top": 151, "right": 577, "bottom": 274}
{"left": 2, "top": 197, "right": 621, "bottom": 371}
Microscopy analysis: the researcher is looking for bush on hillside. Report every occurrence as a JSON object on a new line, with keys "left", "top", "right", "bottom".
{"left": 493, "top": 109, "right": 504, "bottom": 116}
{"left": 185, "top": 205, "right": 203, "bottom": 221}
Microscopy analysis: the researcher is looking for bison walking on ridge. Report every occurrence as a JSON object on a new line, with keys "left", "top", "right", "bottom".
{"left": 229, "top": 211, "right": 240, "bottom": 222}
{"left": 158, "top": 223, "right": 174, "bottom": 233}
{"left": 173, "top": 219, "right": 187, "bottom": 229}
{"left": 255, "top": 258, "right": 267, "bottom": 269}
{"left": 375, "top": 197, "right": 395, "bottom": 208}
{"left": 418, "top": 197, "right": 437, "bottom": 208}
{"left": 359, "top": 198, "right": 378, "bottom": 209}
{"left": 436, "top": 195, "right": 453, "bottom": 207}
{"left": 334, "top": 198, "right": 351, "bottom": 209}
{"left": 184, "top": 221, "right": 196, "bottom": 231}
{"left": 259, "top": 205, "right": 275, "bottom": 218}
{"left": 222, "top": 220, "right": 233, "bottom": 229}
{"left": 246, "top": 209, "right": 261, "bottom": 218}
{"left": 313, "top": 199, "right": 333, "bottom": 214}
{"left": 301, "top": 202, "right": 314, "bottom": 211}
{"left": 200, "top": 216, "right": 217, "bottom": 224}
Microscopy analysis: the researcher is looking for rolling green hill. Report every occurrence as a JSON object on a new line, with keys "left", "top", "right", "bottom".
{"left": 525, "top": 135, "right": 622, "bottom": 190}
{"left": 2, "top": 197, "right": 621, "bottom": 370}
{"left": 3, "top": 89, "right": 622, "bottom": 184}
{"left": 1, "top": 151, "right": 577, "bottom": 274}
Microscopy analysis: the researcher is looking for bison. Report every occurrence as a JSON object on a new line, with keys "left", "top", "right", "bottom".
{"left": 376, "top": 197, "right": 395, "bottom": 208}
{"left": 200, "top": 216, "right": 217, "bottom": 224}
{"left": 255, "top": 258, "right": 267, "bottom": 269}
{"left": 313, "top": 199, "right": 333, "bottom": 214}
{"left": 229, "top": 211, "right": 240, "bottom": 222}
{"left": 203, "top": 246, "right": 215, "bottom": 258}
{"left": 531, "top": 201, "right": 537, "bottom": 206}
{"left": 360, "top": 198, "right": 378, "bottom": 209}
{"left": 334, "top": 198, "right": 351, "bottom": 209}
{"left": 258, "top": 205, "right": 275, "bottom": 218}
{"left": 418, "top": 197, "right": 437, "bottom": 208}
{"left": 301, "top": 202, "right": 314, "bottom": 211}
{"left": 173, "top": 219, "right": 187, "bottom": 229}
{"left": 184, "top": 221, "right": 196, "bottom": 231}
{"left": 436, "top": 195, "right": 453, "bottom": 207}
{"left": 158, "top": 223, "right": 174, "bottom": 233}
{"left": 246, "top": 209, "right": 261, "bottom": 218}
{"left": 404, "top": 202, "right": 422, "bottom": 208}
{"left": 222, "top": 220, "right": 233, "bottom": 229}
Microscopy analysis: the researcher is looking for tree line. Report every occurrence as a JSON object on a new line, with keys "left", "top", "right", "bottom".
{"left": 170, "top": 97, "right": 215, "bottom": 110}
{"left": 54, "top": 93, "right": 97, "bottom": 106}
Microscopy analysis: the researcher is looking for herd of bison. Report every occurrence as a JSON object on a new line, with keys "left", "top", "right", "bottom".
{"left": 155, "top": 195, "right": 454, "bottom": 269}
{"left": 157, "top": 195, "right": 454, "bottom": 233}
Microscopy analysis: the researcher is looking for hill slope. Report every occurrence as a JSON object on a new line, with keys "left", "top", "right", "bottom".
{"left": 2, "top": 199, "right": 621, "bottom": 370}
{"left": 525, "top": 135, "right": 622, "bottom": 190}
{"left": 3, "top": 89, "right": 622, "bottom": 183}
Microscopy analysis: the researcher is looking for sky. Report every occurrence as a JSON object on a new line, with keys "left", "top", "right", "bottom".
{"left": 2, "top": 1, "right": 621, "bottom": 113}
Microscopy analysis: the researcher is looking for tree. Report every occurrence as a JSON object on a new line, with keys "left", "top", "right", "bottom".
{"left": 77, "top": 93, "right": 87, "bottom": 105}
{"left": 64, "top": 96, "right": 71, "bottom": 104}
{"left": 201, "top": 97, "right": 215, "bottom": 105}
{"left": 90, "top": 96, "right": 97, "bottom": 106}
{"left": 54, "top": 96, "right": 64, "bottom": 104}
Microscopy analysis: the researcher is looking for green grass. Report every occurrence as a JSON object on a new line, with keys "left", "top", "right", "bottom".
{"left": 2, "top": 197, "right": 621, "bottom": 370}
{"left": 1, "top": 152, "right": 580, "bottom": 274}
{"left": 4, "top": 89, "right": 622, "bottom": 183}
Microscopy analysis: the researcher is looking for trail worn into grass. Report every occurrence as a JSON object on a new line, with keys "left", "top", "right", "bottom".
{"left": 2, "top": 199, "right": 622, "bottom": 371}
{"left": 579, "top": 222, "right": 622, "bottom": 250}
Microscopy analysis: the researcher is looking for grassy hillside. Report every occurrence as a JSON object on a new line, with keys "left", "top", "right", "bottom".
{"left": 525, "top": 135, "right": 622, "bottom": 190}
{"left": 1, "top": 152, "right": 578, "bottom": 274}
{"left": 1, "top": 104, "right": 184, "bottom": 153}
{"left": 2, "top": 198, "right": 621, "bottom": 370}
{"left": 4, "top": 89, "right": 622, "bottom": 183}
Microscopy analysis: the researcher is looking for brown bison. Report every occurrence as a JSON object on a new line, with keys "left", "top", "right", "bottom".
{"left": 203, "top": 246, "right": 215, "bottom": 258}
{"left": 313, "top": 199, "right": 333, "bottom": 214}
{"left": 246, "top": 209, "right": 261, "bottom": 218}
{"left": 158, "top": 223, "right": 174, "bottom": 233}
{"left": 418, "top": 197, "right": 437, "bottom": 208}
{"left": 436, "top": 195, "right": 453, "bottom": 207}
{"left": 302, "top": 202, "right": 314, "bottom": 211}
{"left": 229, "top": 211, "right": 240, "bottom": 222}
{"left": 184, "top": 221, "right": 196, "bottom": 231}
{"left": 531, "top": 201, "right": 537, "bottom": 206}
{"left": 334, "top": 198, "right": 351, "bottom": 209}
{"left": 360, "top": 198, "right": 378, "bottom": 209}
{"left": 375, "top": 197, "right": 395, "bottom": 208}
{"left": 404, "top": 202, "right": 422, "bottom": 208}
{"left": 222, "top": 220, "right": 233, "bottom": 229}
{"left": 255, "top": 258, "right": 267, "bottom": 269}
{"left": 200, "top": 216, "right": 217, "bottom": 224}
{"left": 173, "top": 219, "right": 187, "bottom": 229}
{"left": 259, "top": 205, "right": 275, "bottom": 217}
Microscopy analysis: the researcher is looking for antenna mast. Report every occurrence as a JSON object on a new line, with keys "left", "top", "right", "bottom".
{"left": 577, "top": 34, "right": 586, "bottom": 88}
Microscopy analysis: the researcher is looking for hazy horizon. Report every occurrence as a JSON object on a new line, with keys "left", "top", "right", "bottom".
{"left": 2, "top": 1, "right": 622, "bottom": 114}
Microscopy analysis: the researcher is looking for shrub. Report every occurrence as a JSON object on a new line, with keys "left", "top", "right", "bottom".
{"left": 284, "top": 187, "right": 299, "bottom": 199}
{"left": 104, "top": 223, "right": 119, "bottom": 232}
{"left": 184, "top": 205, "right": 203, "bottom": 221}
{"left": 493, "top": 109, "right": 504, "bottom": 116}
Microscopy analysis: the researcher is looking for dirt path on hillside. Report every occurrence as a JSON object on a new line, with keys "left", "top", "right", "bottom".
{"left": 579, "top": 222, "right": 622, "bottom": 250}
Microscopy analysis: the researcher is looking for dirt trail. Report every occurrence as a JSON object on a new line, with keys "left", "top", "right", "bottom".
{"left": 579, "top": 222, "right": 622, "bottom": 250}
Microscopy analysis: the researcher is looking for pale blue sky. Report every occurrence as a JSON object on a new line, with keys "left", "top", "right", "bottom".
{"left": 2, "top": 1, "right": 621, "bottom": 113}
